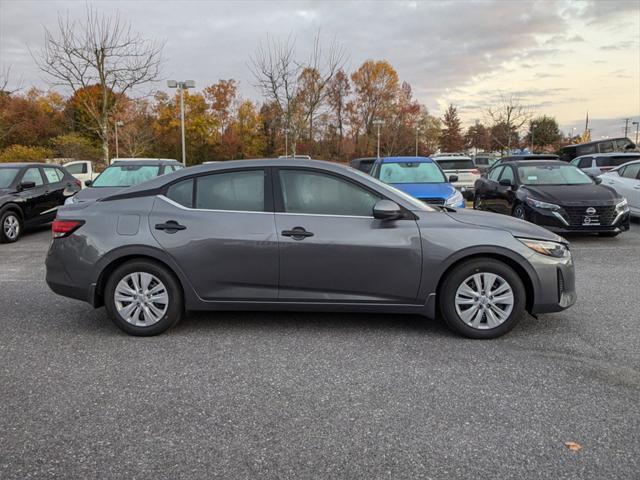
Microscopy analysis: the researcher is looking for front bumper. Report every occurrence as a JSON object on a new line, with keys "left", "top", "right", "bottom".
{"left": 525, "top": 204, "right": 630, "bottom": 234}
{"left": 529, "top": 249, "right": 577, "bottom": 314}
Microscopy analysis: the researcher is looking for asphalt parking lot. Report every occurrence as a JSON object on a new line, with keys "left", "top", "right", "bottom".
{"left": 1, "top": 223, "right": 639, "bottom": 479}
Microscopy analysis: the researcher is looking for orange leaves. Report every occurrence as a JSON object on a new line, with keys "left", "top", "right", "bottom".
{"left": 564, "top": 441, "right": 582, "bottom": 452}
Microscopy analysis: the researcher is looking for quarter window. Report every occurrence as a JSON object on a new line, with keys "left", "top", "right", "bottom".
{"left": 166, "top": 179, "right": 194, "bottom": 208}
{"left": 499, "top": 166, "right": 514, "bottom": 183}
{"left": 279, "top": 169, "right": 380, "bottom": 216}
{"left": 487, "top": 167, "right": 503, "bottom": 182}
{"left": 196, "top": 170, "right": 265, "bottom": 212}
{"left": 22, "top": 168, "right": 44, "bottom": 186}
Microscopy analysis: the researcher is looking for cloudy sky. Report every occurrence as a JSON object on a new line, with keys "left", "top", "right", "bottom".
{"left": 1, "top": 0, "right": 639, "bottom": 139}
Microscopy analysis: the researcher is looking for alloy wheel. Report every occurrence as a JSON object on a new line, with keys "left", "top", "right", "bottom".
{"left": 3, "top": 214, "right": 20, "bottom": 241}
{"left": 454, "top": 272, "right": 514, "bottom": 329}
{"left": 114, "top": 272, "right": 169, "bottom": 327}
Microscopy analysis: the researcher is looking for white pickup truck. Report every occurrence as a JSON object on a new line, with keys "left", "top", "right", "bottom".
{"left": 62, "top": 160, "right": 98, "bottom": 188}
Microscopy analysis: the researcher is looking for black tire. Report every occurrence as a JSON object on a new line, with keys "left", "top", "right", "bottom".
{"left": 512, "top": 204, "right": 526, "bottom": 220}
{"left": 597, "top": 231, "right": 619, "bottom": 237}
{"left": 439, "top": 258, "right": 526, "bottom": 339}
{"left": 104, "top": 260, "right": 183, "bottom": 336}
{"left": 0, "top": 209, "right": 22, "bottom": 243}
{"left": 472, "top": 195, "right": 480, "bottom": 209}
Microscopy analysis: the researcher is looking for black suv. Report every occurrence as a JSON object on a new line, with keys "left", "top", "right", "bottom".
{"left": 0, "top": 163, "right": 81, "bottom": 243}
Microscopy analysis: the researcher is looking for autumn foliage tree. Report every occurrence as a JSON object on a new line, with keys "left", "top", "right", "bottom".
{"left": 439, "top": 104, "right": 465, "bottom": 152}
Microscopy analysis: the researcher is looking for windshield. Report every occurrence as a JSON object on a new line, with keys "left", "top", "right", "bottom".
{"left": 379, "top": 162, "right": 446, "bottom": 184}
{"left": 92, "top": 165, "right": 160, "bottom": 187}
{"left": 435, "top": 159, "right": 475, "bottom": 170}
{"left": 518, "top": 164, "right": 593, "bottom": 186}
{"left": 0, "top": 168, "right": 20, "bottom": 188}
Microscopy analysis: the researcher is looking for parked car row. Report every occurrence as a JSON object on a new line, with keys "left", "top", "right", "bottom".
{"left": 1, "top": 158, "right": 181, "bottom": 243}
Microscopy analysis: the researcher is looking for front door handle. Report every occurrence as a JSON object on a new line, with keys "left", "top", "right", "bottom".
{"left": 281, "top": 227, "right": 314, "bottom": 240}
{"left": 155, "top": 220, "right": 186, "bottom": 233}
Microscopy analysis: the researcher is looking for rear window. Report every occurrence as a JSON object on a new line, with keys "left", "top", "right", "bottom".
{"left": 434, "top": 159, "right": 475, "bottom": 170}
{"left": 599, "top": 155, "right": 640, "bottom": 167}
{"left": 92, "top": 165, "right": 160, "bottom": 187}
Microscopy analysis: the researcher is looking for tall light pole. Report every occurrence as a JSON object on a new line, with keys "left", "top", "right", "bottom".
{"left": 373, "top": 119, "right": 384, "bottom": 158}
{"left": 415, "top": 126, "right": 422, "bottom": 156}
{"left": 167, "top": 80, "right": 196, "bottom": 166}
{"left": 633, "top": 121, "right": 639, "bottom": 144}
{"left": 284, "top": 127, "right": 290, "bottom": 157}
{"left": 114, "top": 121, "right": 124, "bottom": 158}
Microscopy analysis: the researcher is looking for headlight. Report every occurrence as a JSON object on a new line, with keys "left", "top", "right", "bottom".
{"left": 445, "top": 190, "right": 464, "bottom": 207}
{"left": 518, "top": 238, "right": 569, "bottom": 258}
{"left": 64, "top": 196, "right": 77, "bottom": 206}
{"left": 615, "top": 198, "right": 629, "bottom": 211}
{"left": 526, "top": 197, "right": 560, "bottom": 210}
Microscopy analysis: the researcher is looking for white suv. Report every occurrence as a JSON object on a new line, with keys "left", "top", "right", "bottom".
{"left": 432, "top": 155, "right": 480, "bottom": 199}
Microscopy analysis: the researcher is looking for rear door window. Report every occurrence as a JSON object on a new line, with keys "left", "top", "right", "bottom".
{"left": 43, "top": 167, "right": 64, "bottom": 183}
{"left": 599, "top": 141, "right": 614, "bottom": 153}
{"left": 196, "top": 170, "right": 265, "bottom": 212}
{"left": 578, "top": 157, "right": 592, "bottom": 168}
{"left": 621, "top": 163, "right": 640, "bottom": 179}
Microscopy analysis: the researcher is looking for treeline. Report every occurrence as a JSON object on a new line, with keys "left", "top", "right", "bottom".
{"left": 0, "top": 10, "right": 568, "bottom": 166}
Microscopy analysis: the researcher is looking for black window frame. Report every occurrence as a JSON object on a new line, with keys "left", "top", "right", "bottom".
{"left": 486, "top": 166, "right": 504, "bottom": 182}
{"left": 498, "top": 165, "right": 516, "bottom": 184}
{"left": 161, "top": 167, "right": 273, "bottom": 213}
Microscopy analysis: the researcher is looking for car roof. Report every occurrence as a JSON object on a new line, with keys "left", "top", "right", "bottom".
{"left": 109, "top": 159, "right": 181, "bottom": 166}
{"left": 379, "top": 156, "right": 434, "bottom": 163}
{"left": 500, "top": 155, "right": 559, "bottom": 161}
{"left": 0, "top": 162, "right": 50, "bottom": 168}
{"left": 505, "top": 160, "right": 569, "bottom": 167}
{"left": 564, "top": 137, "right": 632, "bottom": 148}
{"left": 432, "top": 156, "right": 473, "bottom": 161}
{"left": 574, "top": 152, "right": 640, "bottom": 158}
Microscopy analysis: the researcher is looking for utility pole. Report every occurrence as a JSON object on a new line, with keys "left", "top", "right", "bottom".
{"left": 114, "top": 121, "right": 124, "bottom": 158}
{"left": 624, "top": 118, "right": 630, "bottom": 138}
{"left": 373, "top": 119, "right": 384, "bottom": 158}
{"left": 633, "top": 121, "right": 639, "bottom": 144}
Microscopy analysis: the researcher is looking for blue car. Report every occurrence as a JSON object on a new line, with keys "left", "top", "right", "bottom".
{"left": 369, "top": 156, "right": 465, "bottom": 208}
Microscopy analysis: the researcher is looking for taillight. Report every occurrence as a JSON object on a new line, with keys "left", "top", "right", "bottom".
{"left": 52, "top": 219, "right": 84, "bottom": 239}
{"left": 74, "top": 178, "right": 82, "bottom": 188}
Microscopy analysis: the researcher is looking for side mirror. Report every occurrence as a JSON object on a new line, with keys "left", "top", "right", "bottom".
{"left": 19, "top": 181, "right": 36, "bottom": 191}
{"left": 448, "top": 175, "right": 459, "bottom": 183}
{"left": 84, "top": 180, "right": 93, "bottom": 187}
{"left": 373, "top": 199, "right": 403, "bottom": 220}
{"left": 499, "top": 178, "right": 514, "bottom": 188}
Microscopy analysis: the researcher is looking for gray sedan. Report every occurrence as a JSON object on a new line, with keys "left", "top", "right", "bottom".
{"left": 46, "top": 159, "right": 576, "bottom": 338}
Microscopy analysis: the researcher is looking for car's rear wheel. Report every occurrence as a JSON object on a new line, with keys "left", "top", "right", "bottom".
{"left": 439, "top": 259, "right": 526, "bottom": 339}
{"left": 0, "top": 210, "right": 21, "bottom": 243}
{"left": 512, "top": 204, "right": 526, "bottom": 220}
{"left": 104, "top": 260, "right": 183, "bottom": 336}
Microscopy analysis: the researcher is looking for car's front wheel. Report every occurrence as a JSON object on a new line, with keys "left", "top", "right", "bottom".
{"left": 104, "top": 260, "right": 183, "bottom": 336}
{"left": 0, "top": 210, "right": 22, "bottom": 243}
{"left": 512, "top": 204, "right": 526, "bottom": 220}
{"left": 439, "top": 259, "right": 526, "bottom": 339}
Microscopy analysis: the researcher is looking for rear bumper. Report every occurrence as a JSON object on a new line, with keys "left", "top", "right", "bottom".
{"left": 45, "top": 240, "right": 94, "bottom": 304}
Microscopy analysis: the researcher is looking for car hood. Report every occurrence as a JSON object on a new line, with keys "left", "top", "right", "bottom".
{"left": 390, "top": 182, "right": 456, "bottom": 199}
{"left": 73, "top": 186, "right": 125, "bottom": 202}
{"left": 444, "top": 208, "right": 564, "bottom": 243}
{"left": 521, "top": 184, "right": 620, "bottom": 205}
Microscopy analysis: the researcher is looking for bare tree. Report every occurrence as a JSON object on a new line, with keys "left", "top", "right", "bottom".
{"left": 249, "top": 32, "right": 345, "bottom": 155}
{"left": 0, "top": 65, "right": 22, "bottom": 94}
{"left": 485, "top": 93, "right": 532, "bottom": 151}
{"left": 35, "top": 7, "right": 163, "bottom": 164}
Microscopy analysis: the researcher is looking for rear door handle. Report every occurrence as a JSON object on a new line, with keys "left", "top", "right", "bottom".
{"left": 155, "top": 220, "right": 186, "bottom": 233}
{"left": 281, "top": 227, "right": 314, "bottom": 240}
